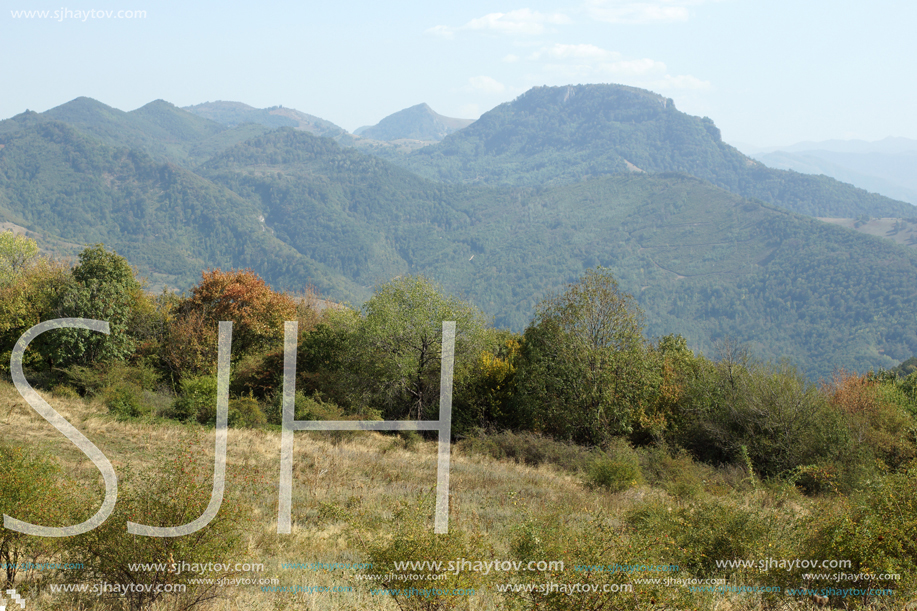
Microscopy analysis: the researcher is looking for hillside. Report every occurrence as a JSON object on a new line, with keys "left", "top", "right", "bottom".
{"left": 393, "top": 84, "right": 917, "bottom": 218}
{"left": 754, "top": 147, "right": 917, "bottom": 206}
{"left": 0, "top": 98, "right": 272, "bottom": 167}
{"left": 354, "top": 103, "right": 474, "bottom": 142}
{"left": 0, "top": 121, "right": 365, "bottom": 299}
{"left": 195, "top": 129, "right": 917, "bottom": 376}
{"left": 4, "top": 93, "right": 917, "bottom": 376}
{"left": 183, "top": 100, "right": 354, "bottom": 144}
{"left": 197, "top": 128, "right": 474, "bottom": 291}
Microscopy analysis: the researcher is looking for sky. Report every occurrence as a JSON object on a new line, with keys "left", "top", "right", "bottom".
{"left": 2, "top": 0, "right": 915, "bottom": 148}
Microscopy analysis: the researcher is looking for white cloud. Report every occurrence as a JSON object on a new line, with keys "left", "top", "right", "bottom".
{"left": 649, "top": 74, "right": 711, "bottom": 89}
{"left": 468, "top": 76, "right": 506, "bottom": 93}
{"left": 585, "top": 0, "right": 717, "bottom": 24}
{"left": 601, "top": 57, "right": 667, "bottom": 75}
{"left": 503, "top": 54, "right": 521, "bottom": 63}
{"left": 426, "top": 24, "right": 455, "bottom": 39}
{"left": 428, "top": 8, "right": 571, "bottom": 38}
{"left": 526, "top": 43, "right": 708, "bottom": 91}
{"left": 531, "top": 43, "right": 617, "bottom": 60}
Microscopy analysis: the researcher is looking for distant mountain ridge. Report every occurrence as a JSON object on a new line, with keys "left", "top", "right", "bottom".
{"left": 754, "top": 150, "right": 917, "bottom": 206}
{"left": 354, "top": 103, "right": 474, "bottom": 142}
{"left": 389, "top": 84, "right": 917, "bottom": 219}
{"left": 182, "top": 100, "right": 353, "bottom": 144}
{"left": 751, "top": 136, "right": 917, "bottom": 155}
{"left": 0, "top": 97, "right": 276, "bottom": 167}
{"left": 747, "top": 136, "right": 917, "bottom": 206}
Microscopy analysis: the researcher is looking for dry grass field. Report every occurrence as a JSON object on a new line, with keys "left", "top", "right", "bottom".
{"left": 0, "top": 378, "right": 911, "bottom": 611}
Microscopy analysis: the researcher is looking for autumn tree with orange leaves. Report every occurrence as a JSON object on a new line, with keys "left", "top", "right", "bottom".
{"left": 162, "top": 269, "right": 298, "bottom": 378}
{"left": 823, "top": 370, "right": 917, "bottom": 470}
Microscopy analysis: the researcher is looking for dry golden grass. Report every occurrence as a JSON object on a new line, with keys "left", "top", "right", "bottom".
{"left": 1, "top": 379, "right": 909, "bottom": 611}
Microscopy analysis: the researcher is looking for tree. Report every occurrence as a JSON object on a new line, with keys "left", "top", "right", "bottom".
{"left": 350, "top": 276, "right": 487, "bottom": 421}
{"left": 0, "top": 236, "right": 70, "bottom": 371}
{"left": 162, "top": 269, "right": 298, "bottom": 378}
{"left": 42, "top": 245, "right": 142, "bottom": 368}
{"left": 0, "top": 230, "right": 39, "bottom": 283}
{"left": 513, "top": 268, "right": 652, "bottom": 445}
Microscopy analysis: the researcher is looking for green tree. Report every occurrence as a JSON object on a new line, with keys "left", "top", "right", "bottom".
{"left": 42, "top": 245, "right": 142, "bottom": 368}
{"left": 0, "top": 230, "right": 39, "bottom": 283}
{"left": 514, "top": 268, "right": 652, "bottom": 445}
{"left": 350, "top": 276, "right": 487, "bottom": 421}
{"left": 0, "top": 235, "right": 71, "bottom": 372}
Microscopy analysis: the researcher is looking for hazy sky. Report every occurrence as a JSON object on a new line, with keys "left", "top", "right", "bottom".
{"left": 3, "top": 0, "right": 914, "bottom": 147}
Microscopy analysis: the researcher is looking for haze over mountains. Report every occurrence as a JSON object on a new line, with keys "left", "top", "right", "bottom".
{"left": 353, "top": 103, "right": 474, "bottom": 142}
{"left": 2, "top": 83, "right": 917, "bottom": 377}
{"left": 743, "top": 137, "right": 917, "bottom": 206}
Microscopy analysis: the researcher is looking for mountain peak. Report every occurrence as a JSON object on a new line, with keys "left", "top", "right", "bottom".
{"left": 355, "top": 103, "right": 473, "bottom": 142}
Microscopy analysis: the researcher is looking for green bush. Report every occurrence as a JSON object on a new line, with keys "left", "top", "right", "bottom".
{"left": 60, "top": 362, "right": 168, "bottom": 420}
{"left": 104, "top": 381, "right": 146, "bottom": 420}
{"left": 585, "top": 442, "right": 644, "bottom": 492}
{"left": 637, "top": 444, "right": 727, "bottom": 498}
{"left": 264, "top": 389, "right": 343, "bottom": 425}
{"left": 356, "top": 492, "right": 485, "bottom": 611}
{"left": 50, "top": 383, "right": 80, "bottom": 399}
{"left": 0, "top": 442, "right": 77, "bottom": 589}
{"left": 674, "top": 355, "right": 858, "bottom": 484}
{"left": 626, "top": 497, "right": 787, "bottom": 581}
{"left": 59, "top": 447, "right": 247, "bottom": 611}
{"left": 803, "top": 465, "right": 917, "bottom": 597}
{"left": 167, "top": 375, "right": 218, "bottom": 423}
{"left": 507, "top": 510, "right": 699, "bottom": 610}
{"left": 61, "top": 361, "right": 161, "bottom": 397}
{"left": 228, "top": 395, "right": 267, "bottom": 428}
{"left": 457, "top": 429, "right": 594, "bottom": 473}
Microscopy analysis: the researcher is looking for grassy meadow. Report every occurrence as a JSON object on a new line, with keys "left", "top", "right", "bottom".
{"left": 2, "top": 375, "right": 914, "bottom": 611}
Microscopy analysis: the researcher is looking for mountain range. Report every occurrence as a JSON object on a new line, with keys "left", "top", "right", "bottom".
{"left": 2, "top": 84, "right": 917, "bottom": 378}
{"left": 744, "top": 137, "right": 917, "bottom": 206}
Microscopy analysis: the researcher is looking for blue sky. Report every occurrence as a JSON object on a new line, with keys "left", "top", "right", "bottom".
{"left": 3, "top": 0, "right": 914, "bottom": 147}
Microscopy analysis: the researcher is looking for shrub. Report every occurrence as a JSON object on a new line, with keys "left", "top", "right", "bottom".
{"left": 826, "top": 370, "right": 917, "bottom": 471}
{"left": 167, "top": 375, "right": 218, "bottom": 423}
{"left": 104, "top": 381, "right": 146, "bottom": 419}
{"left": 585, "top": 438, "right": 644, "bottom": 492}
{"left": 59, "top": 446, "right": 247, "bottom": 611}
{"left": 50, "top": 383, "right": 80, "bottom": 399}
{"left": 61, "top": 361, "right": 166, "bottom": 420}
{"left": 227, "top": 395, "right": 267, "bottom": 428}
{"left": 803, "top": 465, "right": 917, "bottom": 598}
{"left": 264, "top": 390, "right": 344, "bottom": 425}
{"left": 675, "top": 355, "right": 858, "bottom": 484}
{"left": 507, "top": 510, "right": 699, "bottom": 610}
{"left": 356, "top": 492, "right": 485, "bottom": 611}
{"left": 637, "top": 444, "right": 726, "bottom": 498}
{"left": 456, "top": 429, "right": 594, "bottom": 473}
{"left": 626, "top": 497, "right": 780, "bottom": 581}
{"left": 0, "top": 442, "right": 76, "bottom": 589}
